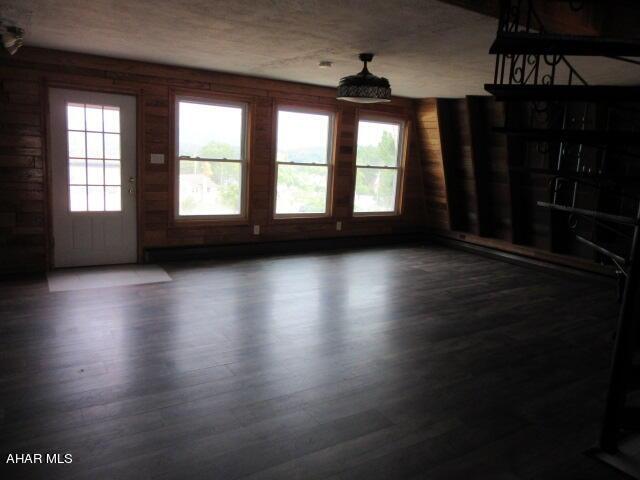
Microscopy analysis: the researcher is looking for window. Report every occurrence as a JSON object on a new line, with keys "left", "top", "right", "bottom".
{"left": 66, "top": 103, "right": 122, "bottom": 212}
{"left": 353, "top": 119, "right": 404, "bottom": 214}
{"left": 176, "top": 99, "right": 247, "bottom": 217}
{"left": 274, "top": 109, "right": 333, "bottom": 216}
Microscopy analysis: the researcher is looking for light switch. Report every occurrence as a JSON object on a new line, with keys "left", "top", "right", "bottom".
{"left": 336, "top": 221, "right": 342, "bottom": 231}
{"left": 150, "top": 153, "right": 165, "bottom": 164}
{"left": 253, "top": 225, "right": 260, "bottom": 235}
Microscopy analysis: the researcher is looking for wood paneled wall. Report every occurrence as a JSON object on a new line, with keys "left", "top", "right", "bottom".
{"left": 0, "top": 47, "right": 425, "bottom": 274}
{"left": 0, "top": 66, "right": 46, "bottom": 273}
{"left": 415, "top": 99, "right": 450, "bottom": 231}
{"left": 1, "top": 46, "right": 626, "bottom": 276}
{"left": 416, "top": 95, "right": 617, "bottom": 275}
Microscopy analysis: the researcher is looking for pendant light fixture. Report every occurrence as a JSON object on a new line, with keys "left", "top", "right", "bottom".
{"left": 337, "top": 53, "right": 391, "bottom": 103}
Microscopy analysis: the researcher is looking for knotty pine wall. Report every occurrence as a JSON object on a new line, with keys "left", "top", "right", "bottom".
{"left": 0, "top": 47, "right": 426, "bottom": 274}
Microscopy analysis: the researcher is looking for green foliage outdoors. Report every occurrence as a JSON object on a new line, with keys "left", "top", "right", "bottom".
{"left": 180, "top": 141, "right": 241, "bottom": 213}
{"left": 180, "top": 131, "right": 398, "bottom": 213}
{"left": 356, "top": 130, "right": 398, "bottom": 167}
{"left": 276, "top": 164, "right": 327, "bottom": 213}
{"left": 354, "top": 131, "right": 398, "bottom": 210}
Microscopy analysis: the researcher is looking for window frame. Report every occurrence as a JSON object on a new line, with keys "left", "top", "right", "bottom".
{"left": 352, "top": 114, "right": 407, "bottom": 217}
{"left": 65, "top": 102, "right": 123, "bottom": 215}
{"left": 174, "top": 95, "right": 250, "bottom": 222}
{"left": 272, "top": 105, "right": 336, "bottom": 219}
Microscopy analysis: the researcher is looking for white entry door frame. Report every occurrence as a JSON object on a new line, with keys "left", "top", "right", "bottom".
{"left": 49, "top": 88, "right": 138, "bottom": 268}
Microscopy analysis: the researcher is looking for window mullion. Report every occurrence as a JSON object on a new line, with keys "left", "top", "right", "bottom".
{"left": 355, "top": 165, "right": 399, "bottom": 170}
{"left": 276, "top": 161, "right": 328, "bottom": 167}
{"left": 178, "top": 156, "right": 243, "bottom": 163}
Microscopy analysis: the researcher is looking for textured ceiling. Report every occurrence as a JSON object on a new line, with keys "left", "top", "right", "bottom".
{"left": 1, "top": 0, "right": 638, "bottom": 98}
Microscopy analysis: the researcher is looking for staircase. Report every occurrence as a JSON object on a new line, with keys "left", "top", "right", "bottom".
{"left": 485, "top": 1, "right": 640, "bottom": 477}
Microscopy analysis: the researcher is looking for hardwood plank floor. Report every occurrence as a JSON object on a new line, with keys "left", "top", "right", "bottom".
{"left": 0, "top": 245, "right": 628, "bottom": 479}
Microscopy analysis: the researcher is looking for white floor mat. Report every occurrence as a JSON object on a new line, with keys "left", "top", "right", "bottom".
{"left": 47, "top": 264, "right": 171, "bottom": 292}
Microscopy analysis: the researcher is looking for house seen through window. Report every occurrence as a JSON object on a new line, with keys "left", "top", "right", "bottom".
{"left": 274, "top": 109, "right": 333, "bottom": 216}
{"left": 177, "top": 99, "right": 247, "bottom": 217}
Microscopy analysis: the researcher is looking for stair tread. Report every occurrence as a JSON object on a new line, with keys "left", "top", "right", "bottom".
{"left": 485, "top": 84, "right": 640, "bottom": 101}
{"left": 491, "top": 32, "right": 640, "bottom": 56}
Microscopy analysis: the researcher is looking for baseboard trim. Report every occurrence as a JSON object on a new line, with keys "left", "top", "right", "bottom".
{"left": 145, "top": 229, "right": 615, "bottom": 284}
{"left": 426, "top": 232, "right": 616, "bottom": 284}
{"left": 144, "top": 233, "right": 424, "bottom": 263}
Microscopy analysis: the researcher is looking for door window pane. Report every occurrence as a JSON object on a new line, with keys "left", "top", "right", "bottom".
{"left": 67, "top": 104, "right": 85, "bottom": 130}
{"left": 87, "top": 159, "right": 104, "bottom": 185}
{"left": 69, "top": 158, "right": 86, "bottom": 185}
{"left": 85, "top": 105, "right": 103, "bottom": 131}
{"left": 68, "top": 131, "right": 85, "bottom": 157}
{"left": 65, "top": 102, "right": 122, "bottom": 212}
{"left": 88, "top": 186, "right": 105, "bottom": 211}
{"left": 69, "top": 186, "right": 87, "bottom": 212}
{"left": 103, "top": 107, "right": 120, "bottom": 133}
{"left": 104, "top": 134, "right": 120, "bottom": 159}
{"left": 87, "top": 132, "right": 103, "bottom": 158}
{"left": 179, "top": 160, "right": 242, "bottom": 216}
{"left": 276, "top": 164, "right": 328, "bottom": 214}
{"left": 105, "top": 186, "right": 121, "bottom": 211}
{"left": 105, "top": 160, "right": 121, "bottom": 185}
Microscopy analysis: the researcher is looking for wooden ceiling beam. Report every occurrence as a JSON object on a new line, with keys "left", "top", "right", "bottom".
{"left": 436, "top": 0, "right": 640, "bottom": 37}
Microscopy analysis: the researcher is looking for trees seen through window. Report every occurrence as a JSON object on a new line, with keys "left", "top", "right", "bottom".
{"left": 354, "top": 120, "right": 403, "bottom": 213}
{"left": 177, "top": 100, "right": 246, "bottom": 217}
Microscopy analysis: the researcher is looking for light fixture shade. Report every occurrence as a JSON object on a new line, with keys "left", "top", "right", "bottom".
{"left": 1, "top": 25, "right": 24, "bottom": 55}
{"left": 337, "top": 53, "right": 391, "bottom": 103}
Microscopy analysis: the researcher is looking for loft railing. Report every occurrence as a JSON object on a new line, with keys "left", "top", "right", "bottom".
{"left": 488, "top": 4, "right": 640, "bottom": 467}
{"left": 493, "top": 0, "right": 588, "bottom": 87}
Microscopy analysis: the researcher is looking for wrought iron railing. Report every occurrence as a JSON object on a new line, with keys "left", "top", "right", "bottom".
{"left": 493, "top": 0, "right": 588, "bottom": 87}
{"left": 488, "top": 4, "right": 640, "bottom": 464}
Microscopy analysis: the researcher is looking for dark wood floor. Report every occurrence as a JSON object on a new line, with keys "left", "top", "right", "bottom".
{"left": 0, "top": 245, "right": 629, "bottom": 479}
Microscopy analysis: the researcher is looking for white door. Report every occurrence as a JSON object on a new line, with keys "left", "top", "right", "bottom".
{"left": 49, "top": 89, "right": 137, "bottom": 267}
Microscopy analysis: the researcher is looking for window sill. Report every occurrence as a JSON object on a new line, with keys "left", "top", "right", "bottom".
{"left": 271, "top": 214, "right": 334, "bottom": 225}
{"left": 350, "top": 212, "right": 402, "bottom": 222}
{"left": 172, "top": 216, "right": 249, "bottom": 228}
